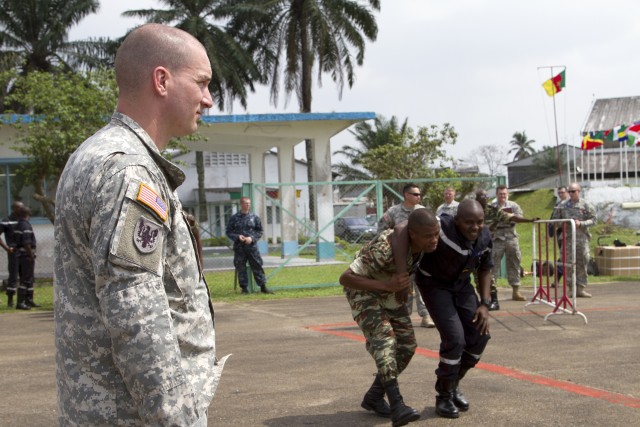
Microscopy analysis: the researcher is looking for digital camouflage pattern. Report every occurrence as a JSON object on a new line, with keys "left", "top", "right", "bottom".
{"left": 377, "top": 202, "right": 426, "bottom": 232}
{"left": 489, "top": 200, "right": 524, "bottom": 287}
{"left": 54, "top": 113, "right": 228, "bottom": 426}
{"left": 436, "top": 201, "right": 459, "bottom": 217}
{"left": 551, "top": 198, "right": 597, "bottom": 288}
{"left": 345, "top": 229, "right": 417, "bottom": 383}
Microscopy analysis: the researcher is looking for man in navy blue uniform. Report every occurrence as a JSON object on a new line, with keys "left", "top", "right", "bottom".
{"left": 226, "top": 197, "right": 274, "bottom": 294}
{"left": 15, "top": 205, "right": 39, "bottom": 310}
{"left": 416, "top": 199, "right": 492, "bottom": 419}
{"left": 0, "top": 200, "right": 23, "bottom": 307}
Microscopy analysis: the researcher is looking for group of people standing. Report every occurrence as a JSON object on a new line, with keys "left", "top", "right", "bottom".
{"left": 1, "top": 200, "right": 38, "bottom": 310}
{"left": 341, "top": 181, "right": 596, "bottom": 426}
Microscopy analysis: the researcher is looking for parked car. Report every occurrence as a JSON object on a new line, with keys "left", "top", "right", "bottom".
{"left": 365, "top": 214, "right": 378, "bottom": 227}
{"left": 334, "top": 216, "right": 377, "bottom": 243}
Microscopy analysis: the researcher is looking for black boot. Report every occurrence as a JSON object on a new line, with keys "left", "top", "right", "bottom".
{"left": 453, "top": 368, "right": 470, "bottom": 412}
{"left": 361, "top": 374, "right": 390, "bottom": 418}
{"left": 15, "top": 295, "right": 31, "bottom": 310}
{"left": 489, "top": 285, "right": 500, "bottom": 311}
{"left": 383, "top": 379, "right": 420, "bottom": 427}
{"left": 260, "top": 286, "right": 274, "bottom": 294}
{"left": 7, "top": 294, "right": 14, "bottom": 308}
{"left": 26, "top": 298, "right": 41, "bottom": 308}
{"left": 435, "top": 379, "right": 459, "bottom": 418}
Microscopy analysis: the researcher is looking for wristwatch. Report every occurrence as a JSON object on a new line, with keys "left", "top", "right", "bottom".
{"left": 480, "top": 297, "right": 492, "bottom": 308}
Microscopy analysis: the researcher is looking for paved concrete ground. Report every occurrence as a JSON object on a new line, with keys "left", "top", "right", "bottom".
{"left": 1, "top": 282, "right": 639, "bottom": 426}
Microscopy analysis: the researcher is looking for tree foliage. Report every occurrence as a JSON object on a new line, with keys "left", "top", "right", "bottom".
{"left": 6, "top": 70, "right": 118, "bottom": 222}
{"left": 467, "top": 144, "right": 508, "bottom": 176}
{"left": 509, "top": 130, "right": 536, "bottom": 161}
{"left": 333, "top": 115, "right": 409, "bottom": 182}
{"left": 359, "top": 123, "right": 457, "bottom": 181}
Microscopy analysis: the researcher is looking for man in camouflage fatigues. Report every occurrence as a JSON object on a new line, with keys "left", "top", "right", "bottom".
{"left": 551, "top": 182, "right": 596, "bottom": 298}
{"left": 54, "top": 25, "right": 228, "bottom": 426}
{"left": 378, "top": 183, "right": 435, "bottom": 328}
{"left": 340, "top": 209, "right": 441, "bottom": 426}
{"left": 475, "top": 189, "right": 535, "bottom": 310}
{"left": 226, "top": 196, "right": 273, "bottom": 294}
{"left": 436, "top": 186, "right": 459, "bottom": 217}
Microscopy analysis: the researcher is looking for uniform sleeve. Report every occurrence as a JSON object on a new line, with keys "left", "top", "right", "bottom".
{"left": 91, "top": 165, "right": 200, "bottom": 426}
{"left": 226, "top": 215, "right": 239, "bottom": 243}
{"left": 251, "top": 215, "right": 264, "bottom": 241}
{"left": 377, "top": 210, "right": 394, "bottom": 232}
{"left": 477, "top": 234, "right": 494, "bottom": 272}
{"left": 580, "top": 202, "right": 597, "bottom": 228}
{"left": 513, "top": 202, "right": 524, "bottom": 217}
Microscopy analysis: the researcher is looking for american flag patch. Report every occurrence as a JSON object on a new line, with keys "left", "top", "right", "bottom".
{"left": 136, "top": 183, "right": 168, "bottom": 222}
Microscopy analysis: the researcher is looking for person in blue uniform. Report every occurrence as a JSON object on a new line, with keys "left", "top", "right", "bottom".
{"left": 226, "top": 197, "right": 274, "bottom": 294}
{"left": 397, "top": 200, "right": 492, "bottom": 419}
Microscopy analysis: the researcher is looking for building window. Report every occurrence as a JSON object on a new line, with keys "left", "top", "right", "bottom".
{"left": 193, "top": 152, "right": 249, "bottom": 167}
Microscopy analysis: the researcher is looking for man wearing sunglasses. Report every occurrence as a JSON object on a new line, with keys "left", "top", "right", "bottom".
{"left": 378, "top": 184, "right": 435, "bottom": 328}
{"left": 551, "top": 183, "right": 596, "bottom": 298}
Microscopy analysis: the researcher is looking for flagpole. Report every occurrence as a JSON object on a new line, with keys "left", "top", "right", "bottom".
{"left": 539, "top": 65, "right": 566, "bottom": 185}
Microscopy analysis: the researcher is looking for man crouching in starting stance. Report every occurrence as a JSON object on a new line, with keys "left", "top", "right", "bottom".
{"left": 340, "top": 208, "right": 440, "bottom": 426}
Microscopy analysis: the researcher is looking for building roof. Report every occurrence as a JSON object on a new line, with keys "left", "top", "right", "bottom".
{"left": 582, "top": 96, "right": 640, "bottom": 134}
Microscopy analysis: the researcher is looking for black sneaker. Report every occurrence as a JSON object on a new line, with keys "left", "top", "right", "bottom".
{"left": 260, "top": 286, "right": 274, "bottom": 294}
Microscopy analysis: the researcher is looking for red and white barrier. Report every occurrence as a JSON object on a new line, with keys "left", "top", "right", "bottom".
{"left": 524, "top": 220, "right": 588, "bottom": 324}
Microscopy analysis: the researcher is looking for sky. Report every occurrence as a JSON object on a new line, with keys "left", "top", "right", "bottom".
{"left": 68, "top": 0, "right": 640, "bottom": 169}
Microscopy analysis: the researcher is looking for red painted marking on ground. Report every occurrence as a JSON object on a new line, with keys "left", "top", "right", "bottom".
{"left": 307, "top": 322, "right": 640, "bottom": 409}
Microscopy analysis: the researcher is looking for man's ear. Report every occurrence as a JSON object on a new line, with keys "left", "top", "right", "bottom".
{"left": 152, "top": 66, "right": 169, "bottom": 96}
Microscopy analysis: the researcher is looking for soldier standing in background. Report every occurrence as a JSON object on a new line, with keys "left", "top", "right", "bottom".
{"left": 0, "top": 200, "right": 24, "bottom": 307}
{"left": 226, "top": 196, "right": 274, "bottom": 294}
{"left": 436, "top": 186, "right": 459, "bottom": 217}
{"left": 378, "top": 183, "right": 435, "bottom": 328}
{"left": 475, "top": 189, "right": 536, "bottom": 310}
{"left": 551, "top": 182, "right": 596, "bottom": 298}
{"left": 15, "top": 205, "right": 39, "bottom": 310}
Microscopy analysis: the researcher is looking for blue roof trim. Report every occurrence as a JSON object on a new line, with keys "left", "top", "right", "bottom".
{"left": 201, "top": 112, "right": 375, "bottom": 124}
{"left": 0, "top": 114, "right": 38, "bottom": 124}
{"left": 2, "top": 112, "right": 376, "bottom": 125}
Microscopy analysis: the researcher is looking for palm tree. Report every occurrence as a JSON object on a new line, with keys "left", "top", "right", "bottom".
{"left": 0, "top": 0, "right": 101, "bottom": 77}
{"left": 124, "top": 0, "right": 264, "bottom": 223}
{"left": 333, "top": 115, "right": 409, "bottom": 181}
{"left": 0, "top": 0, "right": 112, "bottom": 115}
{"left": 227, "top": 0, "right": 381, "bottom": 219}
{"left": 509, "top": 131, "right": 536, "bottom": 161}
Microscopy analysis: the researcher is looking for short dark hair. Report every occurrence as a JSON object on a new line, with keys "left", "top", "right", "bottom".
{"left": 408, "top": 208, "right": 438, "bottom": 230}
{"left": 496, "top": 185, "right": 508, "bottom": 191}
{"left": 403, "top": 183, "right": 419, "bottom": 194}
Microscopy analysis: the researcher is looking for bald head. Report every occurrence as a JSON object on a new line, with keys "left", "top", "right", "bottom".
{"left": 115, "top": 24, "right": 205, "bottom": 96}
{"left": 457, "top": 199, "right": 484, "bottom": 220}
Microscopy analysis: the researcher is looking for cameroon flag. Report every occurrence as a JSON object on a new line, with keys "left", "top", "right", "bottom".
{"left": 542, "top": 70, "right": 566, "bottom": 97}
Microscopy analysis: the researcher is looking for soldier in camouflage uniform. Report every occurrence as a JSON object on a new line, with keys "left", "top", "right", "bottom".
{"left": 54, "top": 25, "right": 228, "bottom": 426}
{"left": 378, "top": 183, "right": 435, "bottom": 328}
{"left": 226, "top": 196, "right": 273, "bottom": 294}
{"left": 340, "top": 209, "right": 440, "bottom": 426}
{"left": 475, "top": 189, "right": 536, "bottom": 310}
{"left": 551, "top": 182, "right": 596, "bottom": 298}
{"left": 436, "top": 186, "right": 459, "bottom": 217}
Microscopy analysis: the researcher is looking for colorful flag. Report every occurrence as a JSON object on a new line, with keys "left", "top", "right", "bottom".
{"left": 542, "top": 70, "right": 566, "bottom": 97}
{"left": 616, "top": 125, "right": 628, "bottom": 143}
{"left": 581, "top": 132, "right": 604, "bottom": 150}
{"left": 626, "top": 123, "right": 640, "bottom": 146}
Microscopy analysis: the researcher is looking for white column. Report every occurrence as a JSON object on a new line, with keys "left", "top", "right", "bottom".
{"left": 311, "top": 132, "right": 336, "bottom": 260}
{"left": 277, "top": 143, "right": 299, "bottom": 256}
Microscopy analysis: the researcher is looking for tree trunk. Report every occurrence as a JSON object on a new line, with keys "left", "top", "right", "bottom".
{"left": 195, "top": 151, "right": 208, "bottom": 223}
